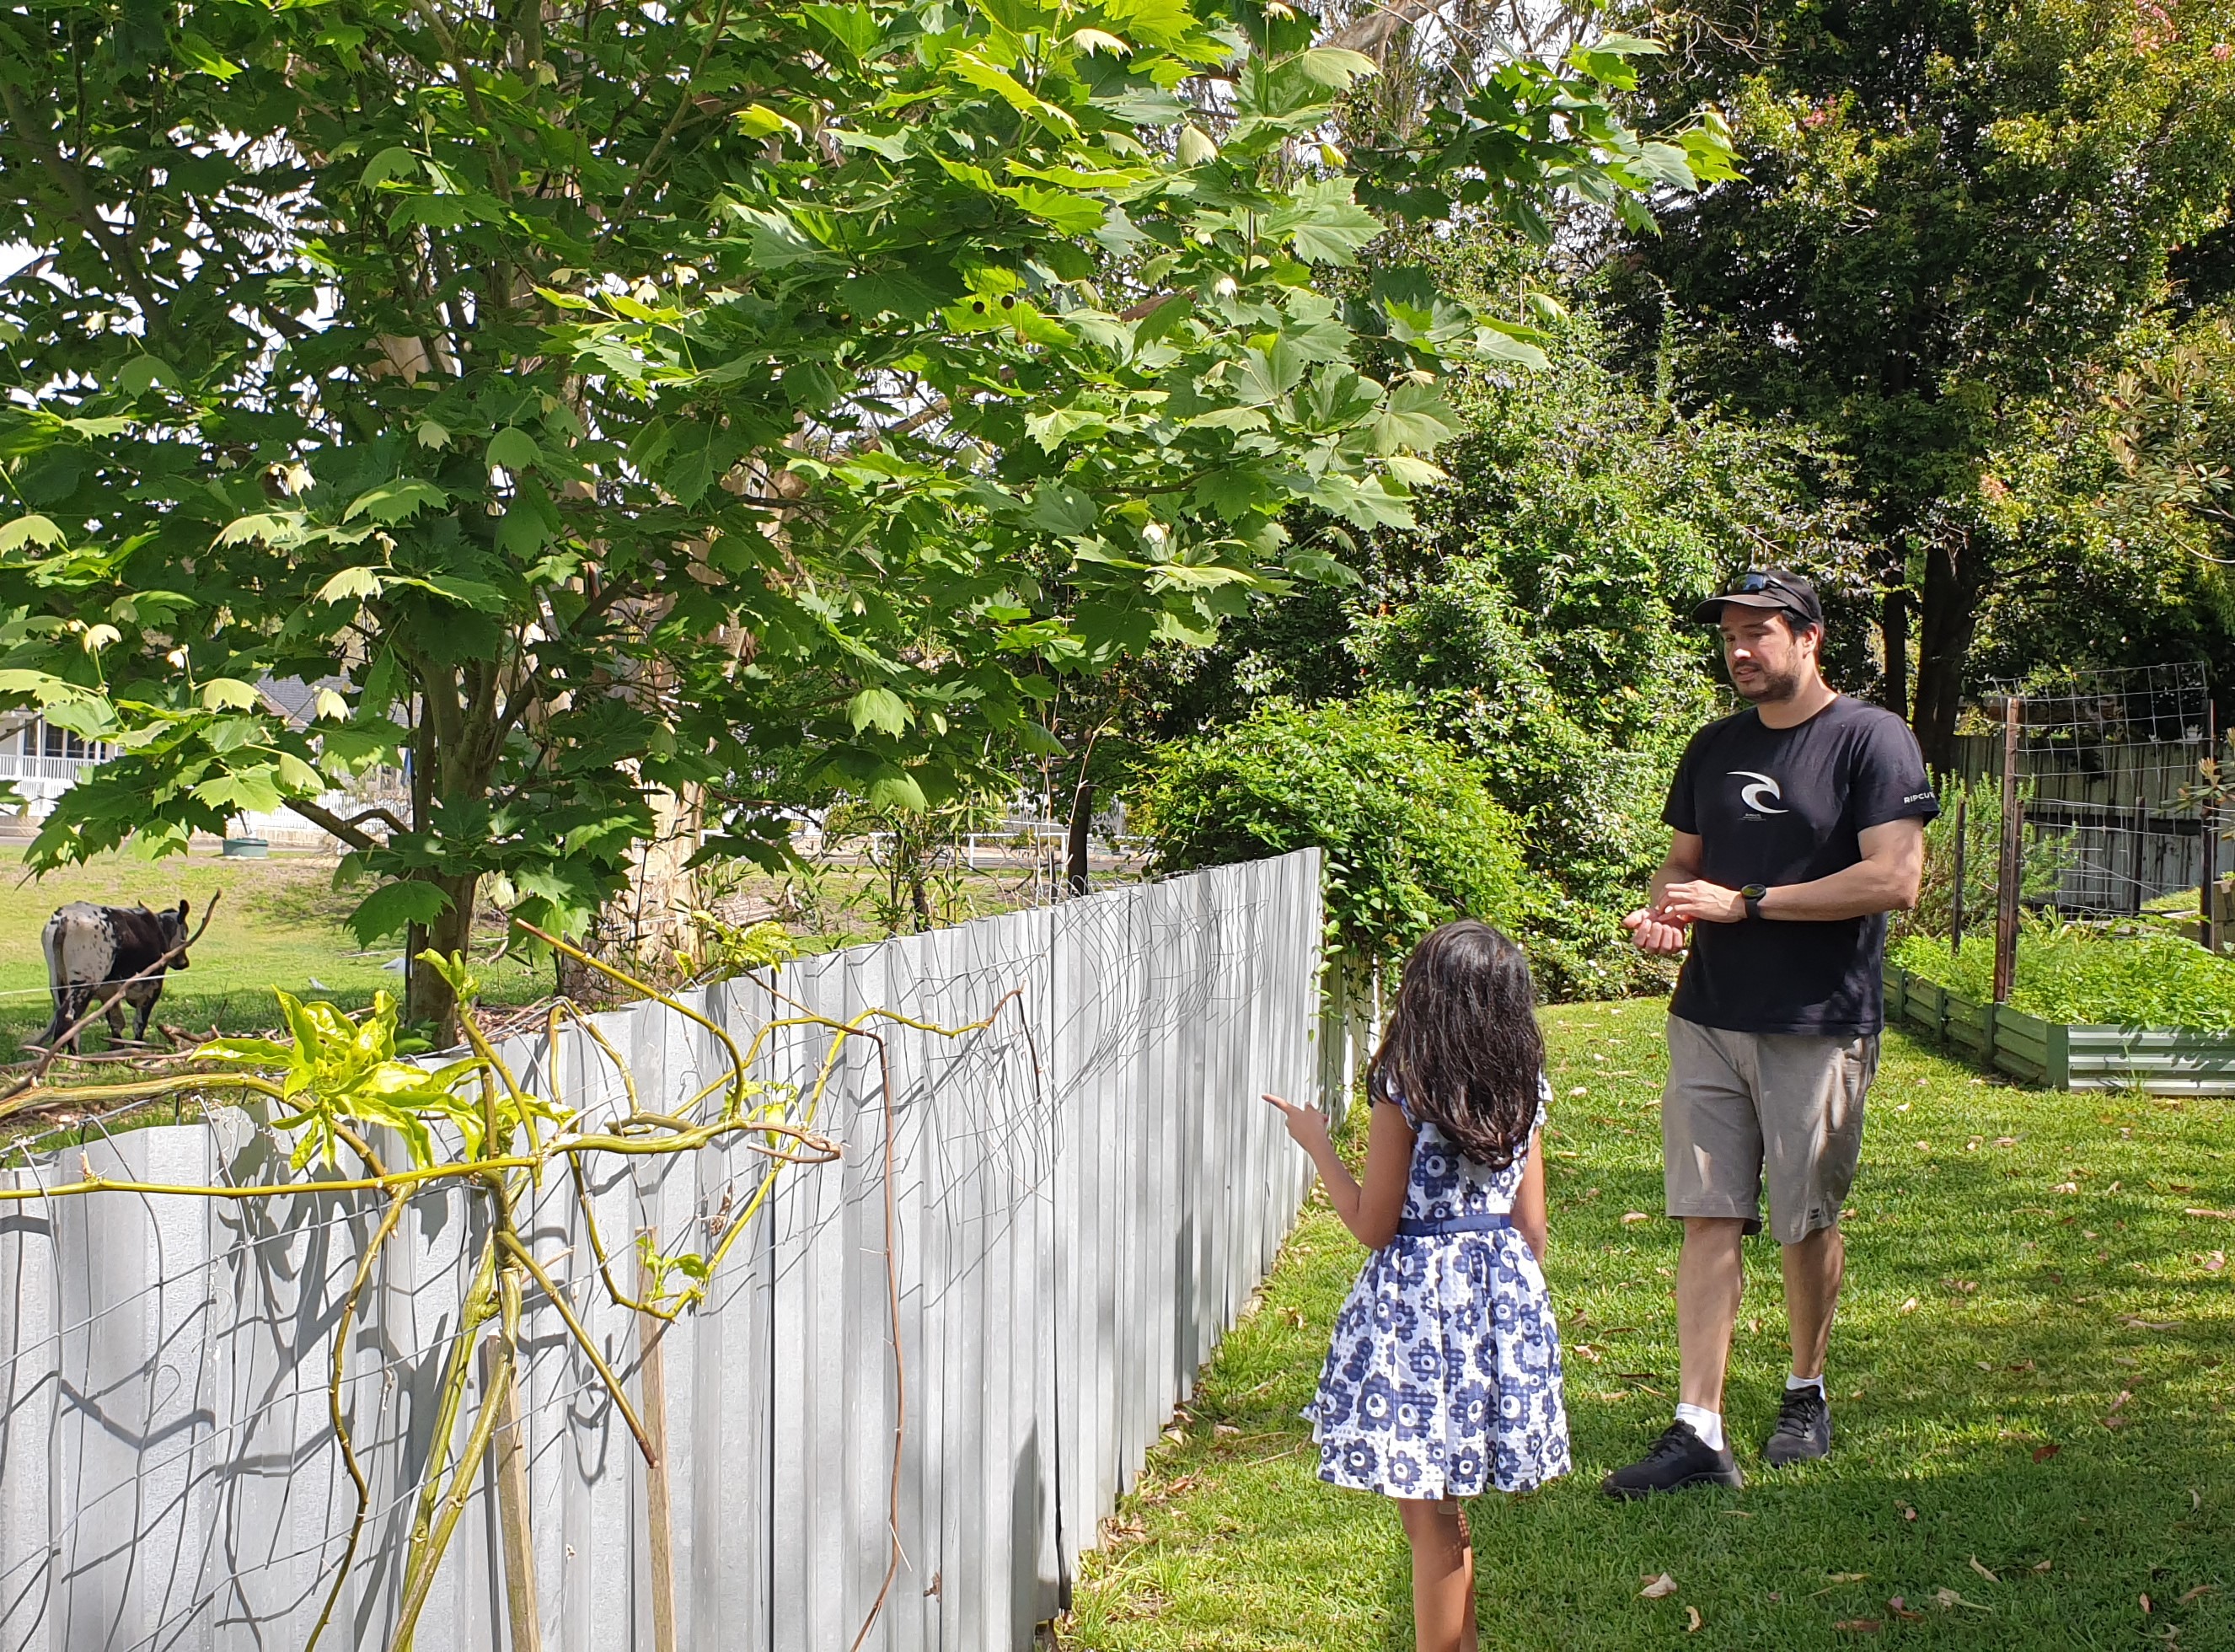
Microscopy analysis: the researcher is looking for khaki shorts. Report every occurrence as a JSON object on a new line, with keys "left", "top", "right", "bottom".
{"left": 1662, "top": 1016, "right": 1877, "bottom": 1245}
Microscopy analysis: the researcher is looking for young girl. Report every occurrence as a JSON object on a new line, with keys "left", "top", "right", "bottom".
{"left": 1265, "top": 920, "right": 1569, "bottom": 1652}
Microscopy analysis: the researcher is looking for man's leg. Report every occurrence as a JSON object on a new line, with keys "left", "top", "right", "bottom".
{"left": 1756, "top": 1032, "right": 1873, "bottom": 1466}
{"left": 1782, "top": 1222, "right": 1845, "bottom": 1380}
{"left": 1677, "top": 1216, "right": 1749, "bottom": 1409}
{"left": 1602, "top": 1020, "right": 1752, "bottom": 1497}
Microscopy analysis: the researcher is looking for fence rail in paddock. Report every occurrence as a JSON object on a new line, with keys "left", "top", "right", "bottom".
{"left": 0, "top": 850, "right": 1332, "bottom": 1652}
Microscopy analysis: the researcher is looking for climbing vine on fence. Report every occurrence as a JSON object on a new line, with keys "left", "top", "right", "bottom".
{"left": 0, "top": 925, "right": 1020, "bottom": 1652}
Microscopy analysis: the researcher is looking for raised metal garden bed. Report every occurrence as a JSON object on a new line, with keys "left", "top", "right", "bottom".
{"left": 1884, "top": 961, "right": 2235, "bottom": 1095}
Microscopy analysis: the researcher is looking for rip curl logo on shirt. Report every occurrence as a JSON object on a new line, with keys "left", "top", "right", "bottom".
{"left": 1731, "top": 770, "right": 1791, "bottom": 815}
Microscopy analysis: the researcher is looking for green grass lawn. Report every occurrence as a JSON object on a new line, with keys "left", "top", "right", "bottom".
{"left": 0, "top": 846, "right": 548, "bottom": 1055}
{"left": 1056, "top": 1002, "right": 2234, "bottom": 1651}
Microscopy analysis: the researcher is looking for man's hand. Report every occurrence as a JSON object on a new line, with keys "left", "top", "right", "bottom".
{"left": 1622, "top": 906, "right": 1691, "bottom": 955}
{"left": 1659, "top": 879, "right": 1748, "bottom": 925}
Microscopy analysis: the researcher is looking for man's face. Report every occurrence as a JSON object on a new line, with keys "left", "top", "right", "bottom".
{"left": 1719, "top": 609, "right": 1818, "bottom": 703}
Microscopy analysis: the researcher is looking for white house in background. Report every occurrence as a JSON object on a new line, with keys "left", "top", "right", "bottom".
{"left": 0, "top": 684, "right": 398, "bottom": 850}
{"left": 0, "top": 716, "right": 110, "bottom": 816}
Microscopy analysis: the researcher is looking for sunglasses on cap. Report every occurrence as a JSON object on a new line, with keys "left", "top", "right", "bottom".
{"left": 1691, "top": 571, "right": 1824, "bottom": 628}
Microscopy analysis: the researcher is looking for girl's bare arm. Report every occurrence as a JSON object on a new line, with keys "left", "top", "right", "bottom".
{"left": 1514, "top": 1129, "right": 1549, "bottom": 1260}
{"left": 1263, "top": 1093, "right": 1416, "bottom": 1248}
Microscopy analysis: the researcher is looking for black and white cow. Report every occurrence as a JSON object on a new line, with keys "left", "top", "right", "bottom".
{"left": 39, "top": 900, "right": 193, "bottom": 1051}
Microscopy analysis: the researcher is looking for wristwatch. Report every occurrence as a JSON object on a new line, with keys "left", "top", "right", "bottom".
{"left": 1741, "top": 883, "right": 1769, "bottom": 920}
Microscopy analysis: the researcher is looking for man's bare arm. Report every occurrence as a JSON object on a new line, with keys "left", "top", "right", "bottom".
{"left": 1659, "top": 818, "right": 1927, "bottom": 925}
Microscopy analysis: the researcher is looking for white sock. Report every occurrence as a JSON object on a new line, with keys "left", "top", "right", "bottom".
{"left": 1787, "top": 1372, "right": 1826, "bottom": 1397}
{"left": 1674, "top": 1402, "right": 1724, "bottom": 1451}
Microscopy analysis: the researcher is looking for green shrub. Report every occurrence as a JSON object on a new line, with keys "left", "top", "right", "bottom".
{"left": 1891, "top": 919, "right": 2235, "bottom": 1031}
{"left": 1130, "top": 698, "right": 1528, "bottom": 966}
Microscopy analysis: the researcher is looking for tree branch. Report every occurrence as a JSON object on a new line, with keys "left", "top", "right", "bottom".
{"left": 288, "top": 797, "right": 385, "bottom": 852}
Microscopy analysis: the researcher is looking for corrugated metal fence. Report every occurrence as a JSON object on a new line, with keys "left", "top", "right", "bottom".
{"left": 0, "top": 850, "right": 1329, "bottom": 1651}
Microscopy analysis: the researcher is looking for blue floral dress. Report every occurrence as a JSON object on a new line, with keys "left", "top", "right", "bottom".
{"left": 1305, "top": 1082, "right": 1571, "bottom": 1498}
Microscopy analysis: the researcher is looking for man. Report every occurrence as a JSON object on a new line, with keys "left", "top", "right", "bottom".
{"left": 1604, "top": 570, "right": 1936, "bottom": 1496}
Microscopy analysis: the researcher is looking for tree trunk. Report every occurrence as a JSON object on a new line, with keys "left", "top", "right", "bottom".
{"left": 1880, "top": 586, "right": 1911, "bottom": 721}
{"left": 405, "top": 871, "right": 481, "bottom": 1043}
{"left": 1911, "top": 529, "right": 1983, "bottom": 775}
{"left": 1066, "top": 780, "right": 1095, "bottom": 898}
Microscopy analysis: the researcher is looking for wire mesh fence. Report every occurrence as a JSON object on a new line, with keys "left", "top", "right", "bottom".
{"left": 0, "top": 851, "right": 1332, "bottom": 1652}
{"left": 1951, "top": 662, "right": 2216, "bottom": 923}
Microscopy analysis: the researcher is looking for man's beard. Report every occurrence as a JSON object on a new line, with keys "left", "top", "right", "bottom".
{"left": 1734, "top": 662, "right": 1804, "bottom": 703}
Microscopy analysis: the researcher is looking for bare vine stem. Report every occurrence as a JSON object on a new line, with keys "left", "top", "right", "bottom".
{"left": 0, "top": 928, "right": 1035, "bottom": 1651}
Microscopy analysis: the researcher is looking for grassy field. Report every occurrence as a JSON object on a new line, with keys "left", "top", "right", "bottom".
{"left": 0, "top": 846, "right": 1064, "bottom": 1057}
{"left": 0, "top": 846, "right": 549, "bottom": 1055}
{"left": 1056, "top": 1003, "right": 2234, "bottom": 1651}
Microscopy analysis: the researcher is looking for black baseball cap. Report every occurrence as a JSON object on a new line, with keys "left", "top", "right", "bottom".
{"left": 1691, "top": 569, "right": 1825, "bottom": 630}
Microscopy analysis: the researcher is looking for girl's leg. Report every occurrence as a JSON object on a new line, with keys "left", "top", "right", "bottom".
{"left": 1396, "top": 1497, "right": 1478, "bottom": 1652}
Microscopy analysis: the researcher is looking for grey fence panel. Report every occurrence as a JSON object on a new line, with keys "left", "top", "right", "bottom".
{"left": 0, "top": 851, "right": 1322, "bottom": 1652}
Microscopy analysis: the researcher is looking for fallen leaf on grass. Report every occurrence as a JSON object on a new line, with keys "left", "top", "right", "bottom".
{"left": 2141, "top": 1594, "right": 2153, "bottom": 1615}
{"left": 1828, "top": 1573, "right": 1869, "bottom": 1583}
{"left": 1900, "top": 1296, "right": 1920, "bottom": 1314}
{"left": 2033, "top": 1560, "right": 2053, "bottom": 1574}
{"left": 2184, "top": 1207, "right": 2235, "bottom": 1220}
{"left": 1686, "top": 1606, "right": 1702, "bottom": 1633}
{"left": 2179, "top": 1585, "right": 2216, "bottom": 1605}
{"left": 1887, "top": 1596, "right": 1923, "bottom": 1620}
{"left": 2033, "top": 1443, "right": 2061, "bottom": 1462}
{"left": 1212, "top": 1423, "right": 1241, "bottom": 1437}
{"left": 1281, "top": 1308, "right": 1306, "bottom": 1328}
{"left": 1934, "top": 1587, "right": 1989, "bottom": 1612}
{"left": 1900, "top": 1504, "right": 1918, "bottom": 1521}
{"left": 1640, "top": 1573, "right": 1679, "bottom": 1599}
{"left": 2102, "top": 1389, "right": 2135, "bottom": 1429}
{"left": 2119, "top": 1314, "right": 2178, "bottom": 1330}
{"left": 1621, "top": 1211, "right": 1651, "bottom": 1226}
{"left": 2207, "top": 1251, "right": 2227, "bottom": 1272}
{"left": 1834, "top": 1620, "right": 1883, "bottom": 1633}
{"left": 1970, "top": 1557, "right": 2001, "bottom": 1584}
{"left": 1572, "top": 1343, "right": 1604, "bottom": 1363}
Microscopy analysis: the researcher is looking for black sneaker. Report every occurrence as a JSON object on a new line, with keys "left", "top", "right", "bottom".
{"left": 1762, "top": 1386, "right": 1832, "bottom": 1467}
{"left": 1601, "top": 1421, "right": 1744, "bottom": 1499}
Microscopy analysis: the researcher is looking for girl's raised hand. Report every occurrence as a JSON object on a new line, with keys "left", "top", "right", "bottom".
{"left": 1262, "top": 1092, "right": 1332, "bottom": 1153}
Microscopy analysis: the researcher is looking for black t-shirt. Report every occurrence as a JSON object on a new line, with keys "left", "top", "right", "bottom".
{"left": 1662, "top": 696, "right": 1938, "bottom": 1037}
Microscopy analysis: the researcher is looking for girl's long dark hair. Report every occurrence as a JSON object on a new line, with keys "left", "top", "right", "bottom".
{"left": 1367, "top": 920, "right": 1546, "bottom": 1169}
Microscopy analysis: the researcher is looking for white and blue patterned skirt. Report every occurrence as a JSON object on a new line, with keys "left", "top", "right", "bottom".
{"left": 1305, "top": 1229, "right": 1572, "bottom": 1499}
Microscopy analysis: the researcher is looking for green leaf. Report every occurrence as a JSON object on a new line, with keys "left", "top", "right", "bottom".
{"left": 116, "top": 357, "right": 176, "bottom": 394}
{"left": 736, "top": 103, "right": 801, "bottom": 139}
{"left": 199, "top": 678, "right": 262, "bottom": 711}
{"left": 193, "top": 768, "right": 285, "bottom": 814}
{"left": 0, "top": 515, "right": 66, "bottom": 552}
{"left": 343, "top": 479, "right": 449, "bottom": 524}
{"left": 1269, "top": 179, "right": 1383, "bottom": 266}
{"left": 803, "top": 3, "right": 879, "bottom": 58}
{"left": 847, "top": 686, "right": 911, "bottom": 736}
{"left": 174, "top": 30, "right": 242, "bottom": 79}
{"left": 486, "top": 427, "right": 543, "bottom": 472}
{"left": 1296, "top": 47, "right": 1378, "bottom": 88}
{"left": 346, "top": 881, "right": 453, "bottom": 947}
{"left": 1374, "top": 382, "right": 1464, "bottom": 453}
{"left": 318, "top": 567, "right": 384, "bottom": 604}
{"left": 361, "top": 146, "right": 421, "bottom": 189}
{"left": 864, "top": 770, "right": 928, "bottom": 811}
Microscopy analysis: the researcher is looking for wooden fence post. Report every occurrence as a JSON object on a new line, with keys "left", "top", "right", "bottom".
{"left": 1951, "top": 793, "right": 1968, "bottom": 953}
{"left": 2204, "top": 702, "right": 2219, "bottom": 952}
{"left": 1994, "top": 695, "right": 2023, "bottom": 1004}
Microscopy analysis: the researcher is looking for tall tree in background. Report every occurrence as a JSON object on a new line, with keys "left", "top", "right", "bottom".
{"left": 0, "top": 0, "right": 1725, "bottom": 1031}
{"left": 1611, "top": 0, "right": 2235, "bottom": 765}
